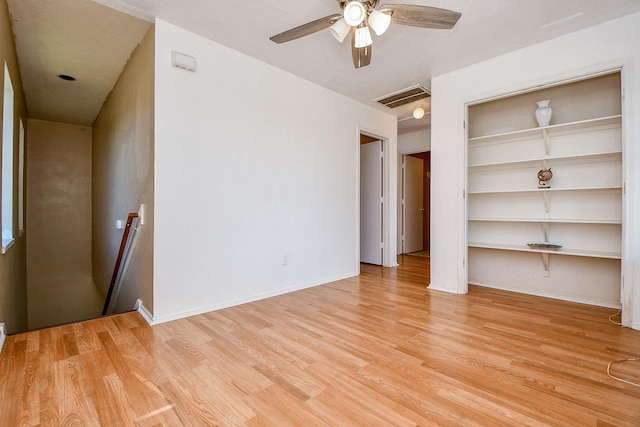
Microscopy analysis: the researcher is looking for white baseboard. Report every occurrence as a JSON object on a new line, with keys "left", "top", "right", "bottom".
{"left": 151, "top": 271, "right": 358, "bottom": 325}
{"left": 427, "top": 283, "right": 460, "bottom": 294}
{"left": 136, "top": 301, "right": 154, "bottom": 326}
{"left": 0, "top": 323, "right": 6, "bottom": 354}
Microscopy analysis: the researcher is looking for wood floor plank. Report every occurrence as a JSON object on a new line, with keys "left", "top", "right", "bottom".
{"left": 37, "top": 330, "right": 59, "bottom": 427}
{"left": 19, "top": 347, "right": 40, "bottom": 426}
{"left": 1, "top": 255, "right": 639, "bottom": 425}
{"left": 77, "top": 351, "right": 120, "bottom": 427}
{"left": 2, "top": 340, "right": 27, "bottom": 426}
{"left": 160, "top": 370, "right": 250, "bottom": 426}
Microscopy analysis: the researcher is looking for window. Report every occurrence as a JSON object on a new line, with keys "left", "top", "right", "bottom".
{"left": 2, "top": 63, "right": 14, "bottom": 253}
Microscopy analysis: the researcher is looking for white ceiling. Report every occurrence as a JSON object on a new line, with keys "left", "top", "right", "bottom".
{"left": 7, "top": 0, "right": 640, "bottom": 131}
{"left": 6, "top": 0, "right": 151, "bottom": 126}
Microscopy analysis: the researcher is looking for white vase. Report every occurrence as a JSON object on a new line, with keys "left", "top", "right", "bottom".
{"left": 535, "top": 100, "right": 553, "bottom": 127}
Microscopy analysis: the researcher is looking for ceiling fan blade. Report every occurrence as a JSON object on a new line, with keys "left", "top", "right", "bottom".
{"left": 379, "top": 4, "right": 461, "bottom": 29}
{"left": 351, "top": 29, "right": 372, "bottom": 68}
{"left": 270, "top": 14, "right": 342, "bottom": 43}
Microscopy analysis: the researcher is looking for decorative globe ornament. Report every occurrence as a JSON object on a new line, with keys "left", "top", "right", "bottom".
{"left": 537, "top": 168, "right": 553, "bottom": 188}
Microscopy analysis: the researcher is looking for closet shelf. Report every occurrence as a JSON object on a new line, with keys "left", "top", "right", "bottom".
{"left": 466, "top": 73, "right": 622, "bottom": 306}
{"left": 468, "top": 242, "right": 621, "bottom": 260}
{"left": 467, "top": 186, "right": 622, "bottom": 195}
{"left": 468, "top": 218, "right": 622, "bottom": 224}
{"left": 468, "top": 115, "right": 622, "bottom": 144}
{"left": 468, "top": 151, "right": 621, "bottom": 169}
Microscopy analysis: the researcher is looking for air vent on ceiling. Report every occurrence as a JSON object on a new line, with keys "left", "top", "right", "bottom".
{"left": 375, "top": 85, "right": 431, "bottom": 109}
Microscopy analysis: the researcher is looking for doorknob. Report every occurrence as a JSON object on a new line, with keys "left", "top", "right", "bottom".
{"left": 420, "top": 208, "right": 425, "bottom": 212}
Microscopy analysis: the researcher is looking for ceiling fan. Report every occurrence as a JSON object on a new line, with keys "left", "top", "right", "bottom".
{"left": 269, "top": 1, "right": 461, "bottom": 68}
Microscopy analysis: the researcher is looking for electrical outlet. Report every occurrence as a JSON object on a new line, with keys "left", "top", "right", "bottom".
{"left": 282, "top": 255, "right": 289, "bottom": 265}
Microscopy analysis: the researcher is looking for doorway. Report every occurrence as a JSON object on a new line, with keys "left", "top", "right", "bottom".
{"left": 400, "top": 152, "right": 430, "bottom": 256}
{"left": 360, "top": 137, "right": 383, "bottom": 265}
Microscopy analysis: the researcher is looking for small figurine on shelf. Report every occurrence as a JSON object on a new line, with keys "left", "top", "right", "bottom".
{"left": 537, "top": 168, "right": 553, "bottom": 188}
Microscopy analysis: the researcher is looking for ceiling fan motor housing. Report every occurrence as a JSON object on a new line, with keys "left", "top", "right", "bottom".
{"left": 339, "top": 0, "right": 380, "bottom": 15}
{"left": 344, "top": 2, "right": 366, "bottom": 26}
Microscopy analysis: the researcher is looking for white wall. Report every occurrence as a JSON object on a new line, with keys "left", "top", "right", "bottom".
{"left": 430, "top": 12, "right": 640, "bottom": 329}
{"left": 398, "top": 128, "right": 430, "bottom": 154}
{"left": 153, "top": 20, "right": 397, "bottom": 323}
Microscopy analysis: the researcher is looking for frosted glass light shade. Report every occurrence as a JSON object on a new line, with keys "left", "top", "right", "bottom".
{"left": 344, "top": 1, "right": 366, "bottom": 26}
{"left": 329, "top": 18, "right": 350, "bottom": 42}
{"left": 354, "top": 25, "right": 373, "bottom": 48}
{"left": 413, "top": 107, "right": 425, "bottom": 119}
{"left": 368, "top": 9, "right": 391, "bottom": 35}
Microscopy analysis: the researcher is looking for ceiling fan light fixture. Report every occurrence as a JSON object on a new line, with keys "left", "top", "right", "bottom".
{"left": 413, "top": 106, "right": 425, "bottom": 119}
{"left": 329, "top": 18, "right": 351, "bottom": 42}
{"left": 368, "top": 9, "right": 391, "bottom": 36}
{"left": 354, "top": 24, "right": 373, "bottom": 48}
{"left": 269, "top": 3, "right": 461, "bottom": 69}
{"left": 344, "top": 1, "right": 366, "bottom": 26}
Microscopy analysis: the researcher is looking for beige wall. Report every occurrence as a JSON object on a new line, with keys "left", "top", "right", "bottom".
{"left": 0, "top": 0, "right": 27, "bottom": 334}
{"left": 27, "top": 120, "right": 92, "bottom": 276}
{"left": 26, "top": 119, "right": 102, "bottom": 330}
{"left": 92, "top": 24, "right": 154, "bottom": 314}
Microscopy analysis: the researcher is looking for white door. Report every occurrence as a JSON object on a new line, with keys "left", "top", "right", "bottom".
{"left": 403, "top": 155, "right": 424, "bottom": 253}
{"left": 361, "top": 140, "right": 382, "bottom": 265}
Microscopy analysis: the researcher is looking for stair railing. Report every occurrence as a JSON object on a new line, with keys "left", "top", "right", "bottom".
{"left": 102, "top": 212, "right": 140, "bottom": 315}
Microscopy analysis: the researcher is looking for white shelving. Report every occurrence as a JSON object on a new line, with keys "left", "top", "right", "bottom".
{"left": 468, "top": 115, "right": 621, "bottom": 144}
{"left": 468, "top": 218, "right": 621, "bottom": 224}
{"left": 466, "top": 73, "right": 622, "bottom": 307}
{"left": 467, "top": 242, "right": 621, "bottom": 259}
{"left": 468, "top": 151, "right": 621, "bottom": 169}
{"left": 467, "top": 186, "right": 621, "bottom": 195}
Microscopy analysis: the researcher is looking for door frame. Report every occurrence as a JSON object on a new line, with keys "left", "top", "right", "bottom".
{"left": 357, "top": 129, "right": 397, "bottom": 268}
{"left": 360, "top": 139, "right": 383, "bottom": 265}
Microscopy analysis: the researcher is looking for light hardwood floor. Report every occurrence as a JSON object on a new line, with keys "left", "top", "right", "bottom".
{"left": 1, "top": 255, "right": 639, "bottom": 426}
